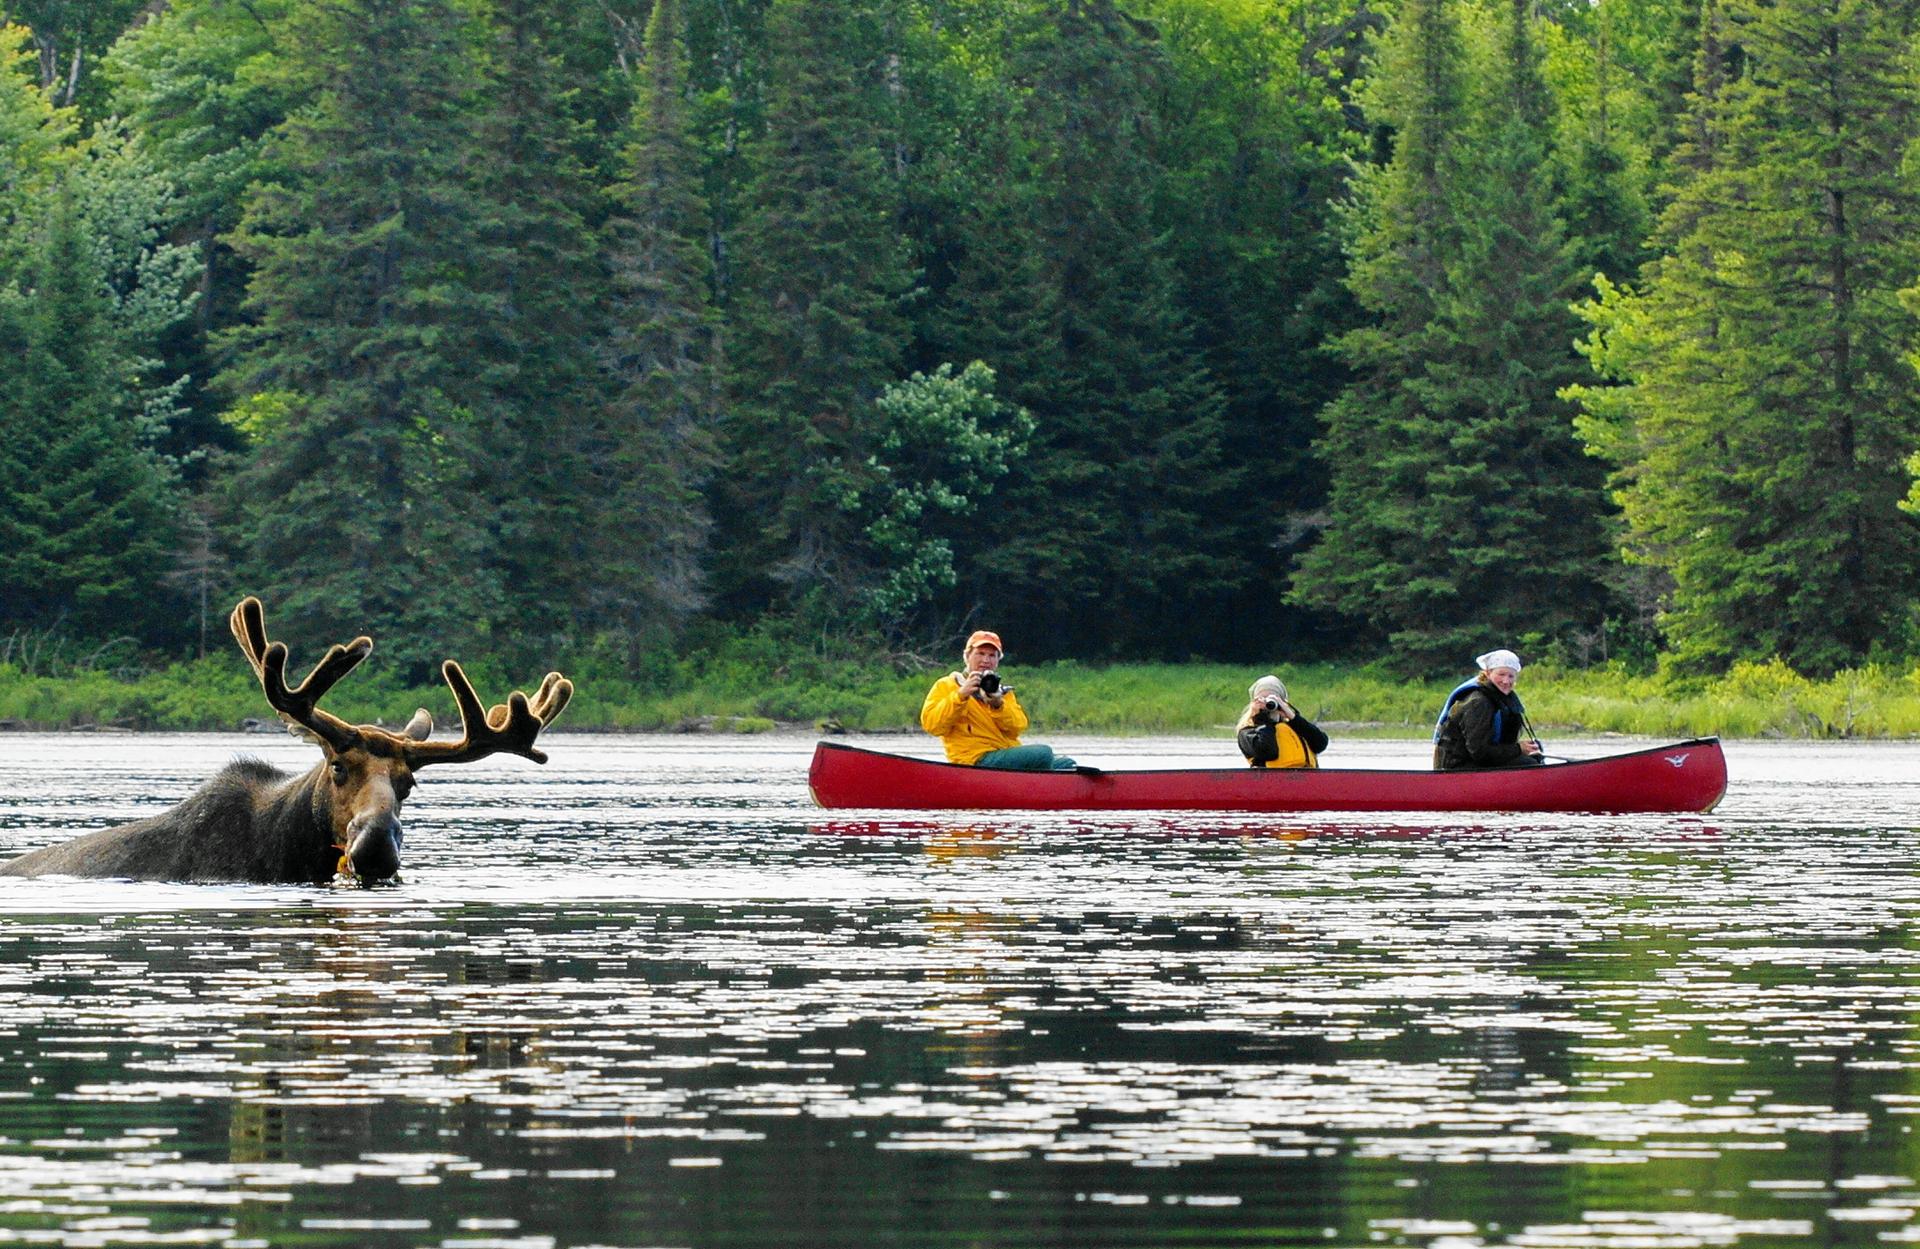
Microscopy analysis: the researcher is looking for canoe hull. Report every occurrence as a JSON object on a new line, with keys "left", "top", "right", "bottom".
{"left": 807, "top": 738, "right": 1727, "bottom": 814}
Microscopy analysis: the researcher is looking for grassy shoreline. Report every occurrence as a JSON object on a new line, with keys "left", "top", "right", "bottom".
{"left": 2, "top": 655, "right": 1918, "bottom": 740}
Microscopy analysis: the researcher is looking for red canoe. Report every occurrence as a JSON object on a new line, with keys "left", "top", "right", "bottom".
{"left": 807, "top": 737, "right": 1728, "bottom": 814}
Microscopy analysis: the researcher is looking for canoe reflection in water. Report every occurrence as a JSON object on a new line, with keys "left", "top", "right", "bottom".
{"left": 810, "top": 817, "right": 1725, "bottom": 841}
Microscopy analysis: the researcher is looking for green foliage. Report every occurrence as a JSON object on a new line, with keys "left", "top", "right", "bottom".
{"left": 1569, "top": 0, "right": 1920, "bottom": 676}
{"left": 964, "top": 0, "right": 1244, "bottom": 658}
{"left": 3, "top": 0, "right": 149, "bottom": 111}
{"left": 12, "top": 0, "right": 1920, "bottom": 688}
{"left": 592, "top": 0, "right": 721, "bottom": 649}
{"left": 1296, "top": 0, "right": 1615, "bottom": 672}
{"left": 12, "top": 648, "right": 1920, "bottom": 739}
{"left": 99, "top": 0, "right": 298, "bottom": 469}
{"left": 216, "top": 0, "right": 503, "bottom": 677}
{"left": 0, "top": 23, "right": 75, "bottom": 223}
{"left": 841, "top": 361, "right": 1034, "bottom": 634}
{"left": 712, "top": 0, "right": 914, "bottom": 622}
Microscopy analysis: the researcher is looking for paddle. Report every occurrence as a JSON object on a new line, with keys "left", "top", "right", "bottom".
{"left": 1519, "top": 708, "right": 1569, "bottom": 763}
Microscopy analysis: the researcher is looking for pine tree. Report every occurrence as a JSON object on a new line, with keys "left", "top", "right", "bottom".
{"left": 712, "top": 0, "right": 913, "bottom": 626}
{"left": 594, "top": 0, "right": 722, "bottom": 648}
{"left": 1570, "top": 0, "right": 1920, "bottom": 674}
{"left": 217, "top": 0, "right": 501, "bottom": 674}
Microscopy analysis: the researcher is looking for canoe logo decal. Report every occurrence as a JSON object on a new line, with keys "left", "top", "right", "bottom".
{"left": 1664, "top": 753, "right": 1690, "bottom": 767}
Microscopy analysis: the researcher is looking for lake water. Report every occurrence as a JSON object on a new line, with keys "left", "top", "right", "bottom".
{"left": 1, "top": 731, "right": 1918, "bottom": 1248}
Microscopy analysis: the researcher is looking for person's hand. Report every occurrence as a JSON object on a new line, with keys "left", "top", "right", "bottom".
{"left": 1521, "top": 739, "right": 1542, "bottom": 756}
{"left": 957, "top": 671, "right": 983, "bottom": 700}
{"left": 1275, "top": 698, "right": 1296, "bottom": 723}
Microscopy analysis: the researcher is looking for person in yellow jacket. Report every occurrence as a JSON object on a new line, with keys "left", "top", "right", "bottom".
{"left": 920, "top": 630, "right": 1077, "bottom": 770}
{"left": 1235, "top": 674, "right": 1329, "bottom": 768}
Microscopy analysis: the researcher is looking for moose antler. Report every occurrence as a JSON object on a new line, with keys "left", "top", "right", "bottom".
{"left": 404, "top": 660, "right": 573, "bottom": 769}
{"left": 228, "top": 597, "right": 369, "bottom": 752}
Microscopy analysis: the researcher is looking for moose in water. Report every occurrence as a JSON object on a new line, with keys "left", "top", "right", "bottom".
{"left": 0, "top": 597, "right": 573, "bottom": 885}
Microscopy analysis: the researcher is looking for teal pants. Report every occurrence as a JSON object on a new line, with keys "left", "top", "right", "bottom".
{"left": 976, "top": 744, "right": 1077, "bottom": 771}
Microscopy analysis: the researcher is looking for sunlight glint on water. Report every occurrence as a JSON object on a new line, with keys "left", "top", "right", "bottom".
{"left": 0, "top": 732, "right": 1917, "bottom": 1247}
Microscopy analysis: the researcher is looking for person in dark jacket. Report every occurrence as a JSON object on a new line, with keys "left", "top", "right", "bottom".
{"left": 1433, "top": 649, "right": 1544, "bottom": 770}
{"left": 1237, "top": 674, "right": 1330, "bottom": 768}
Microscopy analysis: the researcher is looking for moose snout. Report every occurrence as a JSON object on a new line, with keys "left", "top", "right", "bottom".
{"left": 346, "top": 812, "right": 403, "bottom": 881}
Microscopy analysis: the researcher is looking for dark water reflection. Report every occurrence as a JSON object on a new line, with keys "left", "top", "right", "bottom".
{"left": 2, "top": 732, "right": 1919, "bottom": 1247}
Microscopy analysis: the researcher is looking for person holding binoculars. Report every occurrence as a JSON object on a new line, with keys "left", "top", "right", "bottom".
{"left": 1235, "top": 674, "right": 1329, "bottom": 769}
{"left": 920, "top": 629, "right": 1077, "bottom": 771}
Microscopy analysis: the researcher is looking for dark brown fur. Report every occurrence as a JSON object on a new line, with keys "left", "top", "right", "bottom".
{"left": 2, "top": 759, "right": 346, "bottom": 883}
{"left": 0, "top": 598, "right": 570, "bottom": 885}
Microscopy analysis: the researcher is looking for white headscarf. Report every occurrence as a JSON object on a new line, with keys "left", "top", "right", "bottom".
{"left": 1249, "top": 674, "right": 1287, "bottom": 702}
{"left": 1475, "top": 649, "right": 1523, "bottom": 674}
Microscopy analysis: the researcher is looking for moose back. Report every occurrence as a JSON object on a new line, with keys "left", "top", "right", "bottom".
{"left": 0, "top": 598, "right": 572, "bottom": 884}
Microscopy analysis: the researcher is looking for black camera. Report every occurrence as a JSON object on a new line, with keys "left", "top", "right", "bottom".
{"left": 1260, "top": 696, "right": 1282, "bottom": 712}
{"left": 978, "top": 671, "right": 1003, "bottom": 695}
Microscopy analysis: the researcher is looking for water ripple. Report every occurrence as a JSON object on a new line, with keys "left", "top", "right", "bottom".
{"left": 1, "top": 734, "right": 1919, "bottom": 1247}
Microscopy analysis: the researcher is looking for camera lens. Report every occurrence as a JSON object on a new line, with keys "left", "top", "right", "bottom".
{"left": 979, "top": 672, "right": 1001, "bottom": 695}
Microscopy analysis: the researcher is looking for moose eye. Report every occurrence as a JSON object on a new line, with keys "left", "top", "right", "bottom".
{"left": 330, "top": 761, "right": 349, "bottom": 786}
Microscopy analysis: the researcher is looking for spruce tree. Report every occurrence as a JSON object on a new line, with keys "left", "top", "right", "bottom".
{"left": 217, "top": 0, "right": 501, "bottom": 673}
{"left": 0, "top": 177, "right": 181, "bottom": 640}
{"left": 1295, "top": 0, "right": 1616, "bottom": 670}
{"left": 465, "top": 0, "right": 615, "bottom": 656}
{"left": 1135, "top": 0, "right": 1366, "bottom": 660}
{"left": 902, "top": 5, "right": 1059, "bottom": 395}
{"left": 1290, "top": 0, "right": 1471, "bottom": 665}
{"left": 594, "top": 0, "right": 722, "bottom": 647}
{"left": 713, "top": 0, "right": 913, "bottom": 626}
{"left": 1552, "top": 1, "right": 1653, "bottom": 289}
{"left": 101, "top": 0, "right": 300, "bottom": 471}
{"left": 0, "top": 30, "right": 198, "bottom": 645}
{"left": 971, "top": 0, "right": 1238, "bottom": 658}
{"left": 1427, "top": 0, "right": 1616, "bottom": 656}
{"left": 1570, "top": 0, "right": 1920, "bottom": 673}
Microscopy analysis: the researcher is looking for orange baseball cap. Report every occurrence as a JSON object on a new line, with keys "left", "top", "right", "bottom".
{"left": 964, "top": 630, "right": 1003, "bottom": 652}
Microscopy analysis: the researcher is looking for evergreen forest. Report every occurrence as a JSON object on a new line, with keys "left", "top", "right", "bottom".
{"left": 4, "top": 0, "right": 1920, "bottom": 688}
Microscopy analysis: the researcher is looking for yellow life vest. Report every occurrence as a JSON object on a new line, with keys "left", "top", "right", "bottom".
{"left": 1252, "top": 722, "right": 1319, "bottom": 770}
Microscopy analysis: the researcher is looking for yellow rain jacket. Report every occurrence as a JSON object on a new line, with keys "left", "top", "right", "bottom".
{"left": 920, "top": 675, "right": 1030, "bottom": 765}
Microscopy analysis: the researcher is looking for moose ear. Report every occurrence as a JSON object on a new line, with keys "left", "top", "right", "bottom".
{"left": 402, "top": 708, "right": 434, "bottom": 741}
{"left": 284, "top": 720, "right": 326, "bottom": 747}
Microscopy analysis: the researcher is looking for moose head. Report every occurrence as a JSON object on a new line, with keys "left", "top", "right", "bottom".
{"left": 0, "top": 597, "right": 573, "bottom": 885}
{"left": 228, "top": 596, "right": 574, "bottom": 882}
